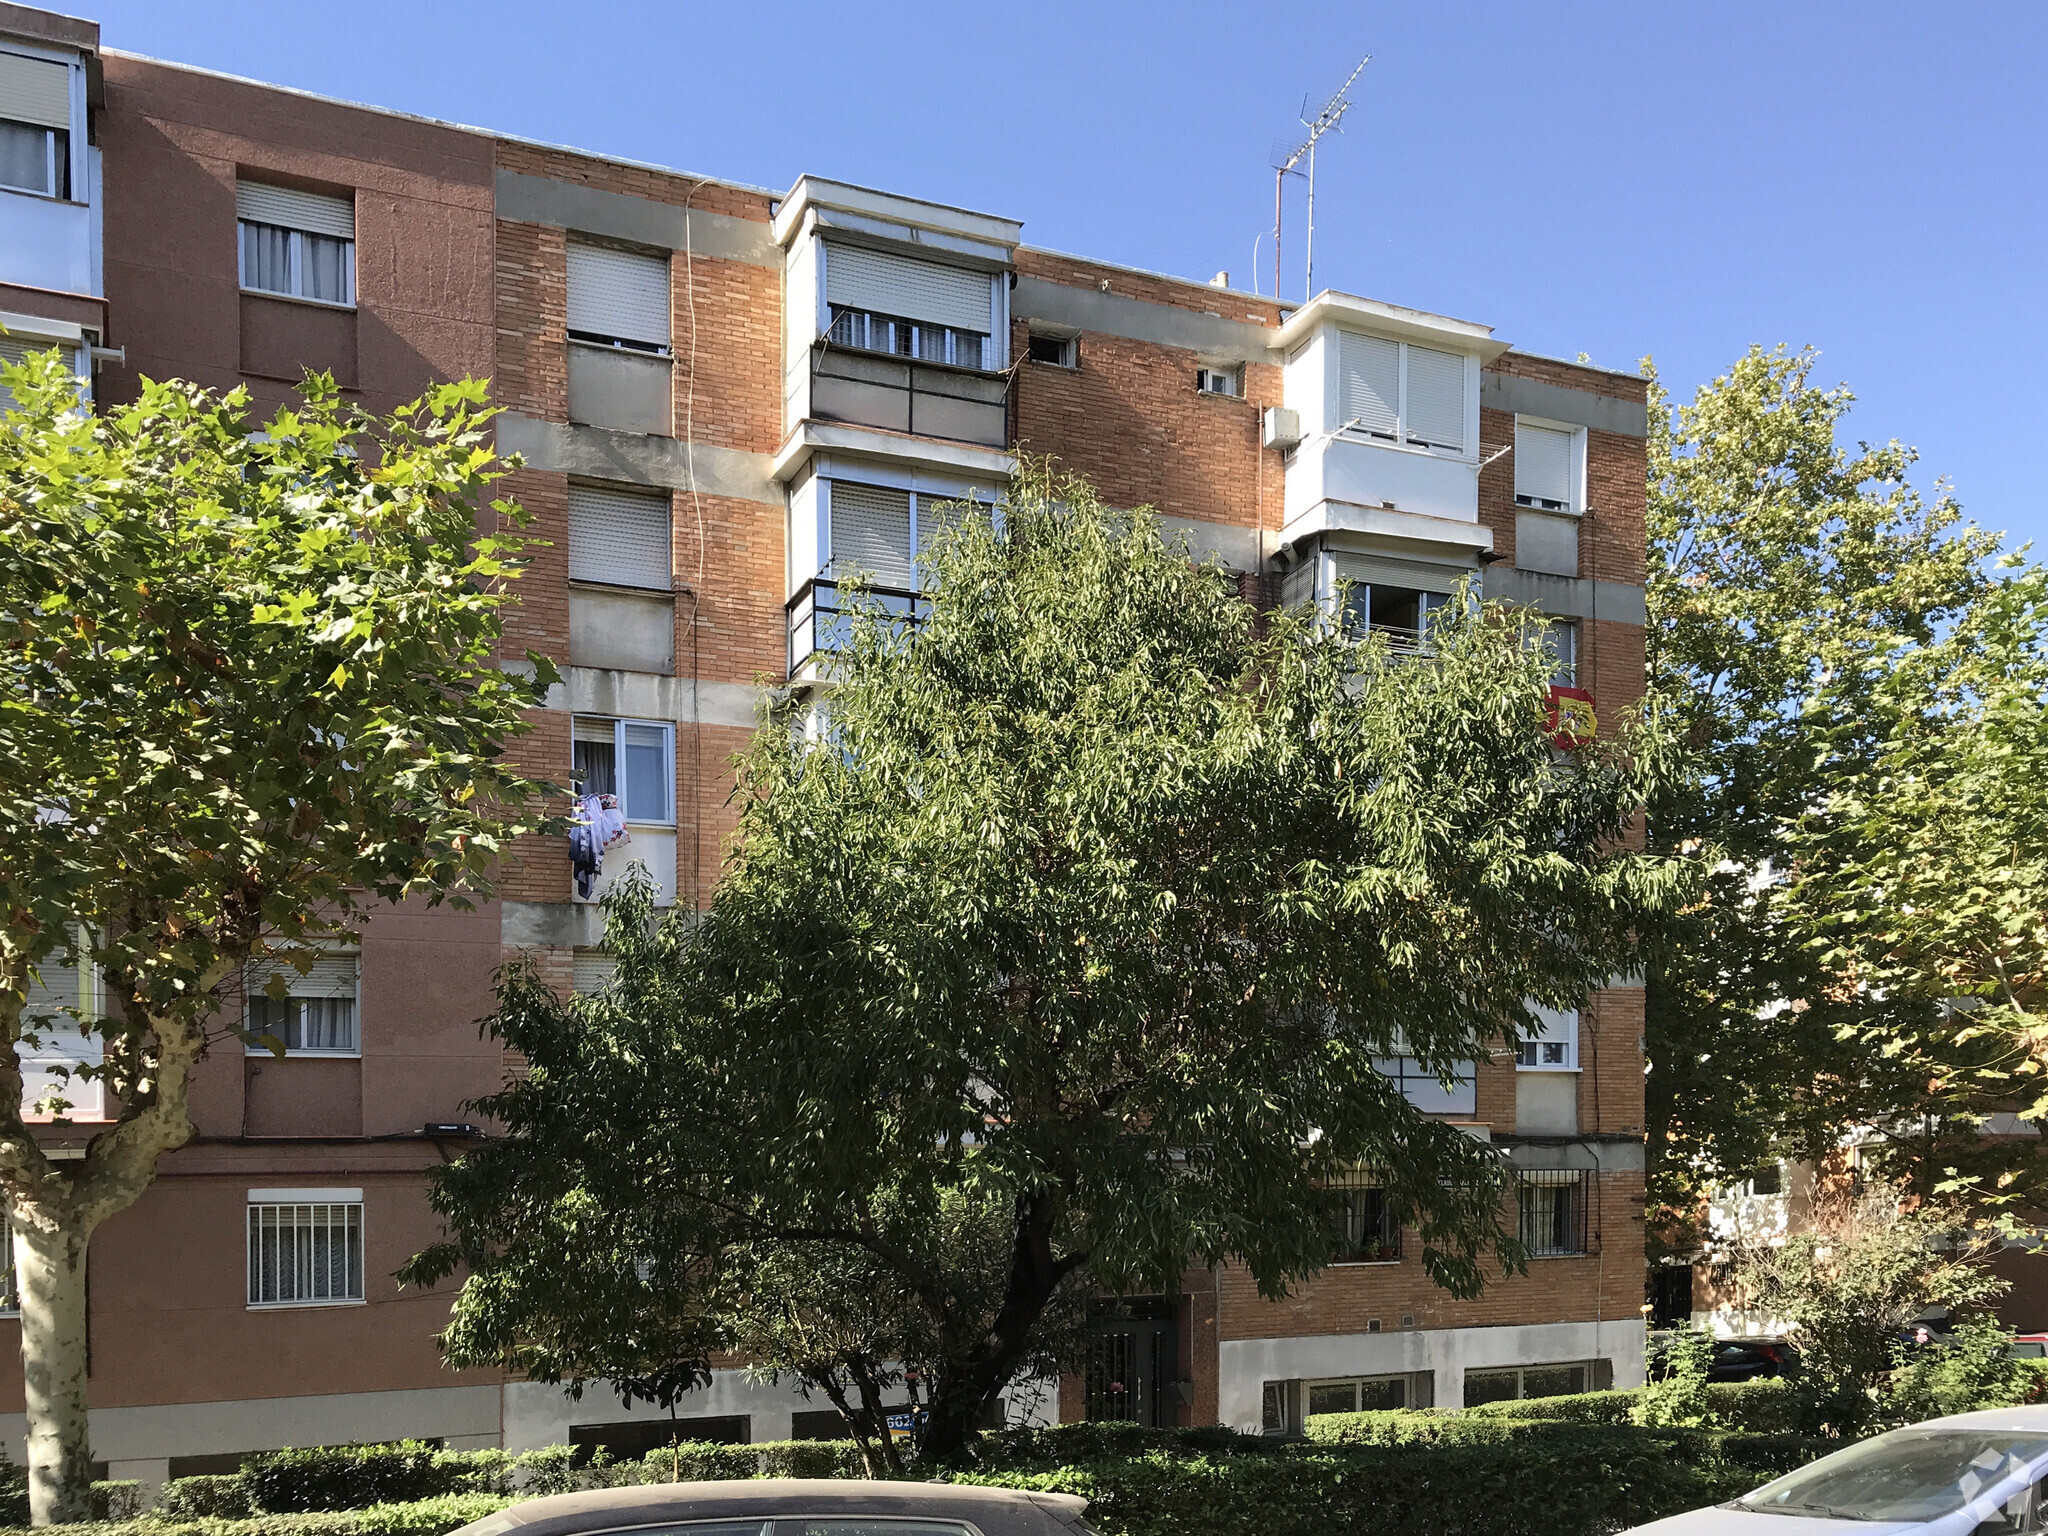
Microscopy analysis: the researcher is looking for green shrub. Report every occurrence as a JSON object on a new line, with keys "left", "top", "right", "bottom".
{"left": 0, "top": 1452, "right": 26, "bottom": 1528}
{"left": 245, "top": 1443, "right": 481, "bottom": 1513}
{"left": 1461, "top": 1390, "right": 1641, "bottom": 1425}
{"left": 1701, "top": 1377, "right": 1801, "bottom": 1434}
{"left": 160, "top": 1476, "right": 256, "bottom": 1520}
{"left": 971, "top": 1423, "right": 1269, "bottom": 1468}
{"left": 85, "top": 1485, "right": 140, "bottom": 1523}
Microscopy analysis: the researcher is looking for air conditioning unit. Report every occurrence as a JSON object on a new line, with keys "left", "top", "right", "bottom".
{"left": 1262, "top": 406, "right": 1302, "bottom": 451}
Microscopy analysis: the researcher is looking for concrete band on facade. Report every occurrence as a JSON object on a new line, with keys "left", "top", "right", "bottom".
{"left": 1484, "top": 566, "right": 1649, "bottom": 626}
{"left": 494, "top": 170, "right": 778, "bottom": 268}
{"left": 1217, "top": 1319, "right": 1649, "bottom": 1432}
{"left": 497, "top": 415, "right": 782, "bottom": 507}
{"left": 1480, "top": 373, "right": 1650, "bottom": 438}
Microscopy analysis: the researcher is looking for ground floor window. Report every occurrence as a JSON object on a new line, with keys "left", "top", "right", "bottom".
{"left": 247, "top": 1190, "right": 364, "bottom": 1307}
{"left": 1463, "top": 1360, "right": 1600, "bottom": 1407}
{"left": 1305, "top": 1374, "right": 1411, "bottom": 1415}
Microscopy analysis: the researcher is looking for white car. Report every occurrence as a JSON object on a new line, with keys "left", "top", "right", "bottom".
{"left": 1623, "top": 1406, "right": 2048, "bottom": 1534}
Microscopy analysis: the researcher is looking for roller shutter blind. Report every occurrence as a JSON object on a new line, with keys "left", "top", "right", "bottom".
{"left": 1337, "top": 331, "right": 1400, "bottom": 436}
{"left": 0, "top": 51, "right": 70, "bottom": 130}
{"left": 1404, "top": 346, "right": 1466, "bottom": 452}
{"left": 568, "top": 483, "right": 672, "bottom": 590}
{"left": 567, "top": 242, "right": 671, "bottom": 350}
{"left": 236, "top": 182, "right": 355, "bottom": 239}
{"left": 571, "top": 952, "right": 618, "bottom": 995}
{"left": 829, "top": 481, "right": 913, "bottom": 589}
{"left": 1515, "top": 421, "right": 1575, "bottom": 509}
{"left": 0, "top": 335, "right": 41, "bottom": 412}
{"left": 248, "top": 953, "right": 358, "bottom": 1001}
{"left": 825, "top": 244, "right": 992, "bottom": 334}
{"left": 1330, "top": 552, "right": 1471, "bottom": 595}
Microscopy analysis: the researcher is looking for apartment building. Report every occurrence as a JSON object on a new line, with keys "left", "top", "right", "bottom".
{"left": 0, "top": 2, "right": 1652, "bottom": 1479}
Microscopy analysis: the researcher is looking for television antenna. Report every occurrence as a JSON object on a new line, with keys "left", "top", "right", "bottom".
{"left": 1271, "top": 54, "right": 1369, "bottom": 304}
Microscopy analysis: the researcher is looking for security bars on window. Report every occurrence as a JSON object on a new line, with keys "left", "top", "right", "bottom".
{"left": 1517, "top": 1169, "right": 1590, "bottom": 1257}
{"left": 828, "top": 307, "right": 986, "bottom": 371}
{"left": 247, "top": 1201, "right": 364, "bottom": 1306}
{"left": 1329, "top": 1167, "right": 1401, "bottom": 1262}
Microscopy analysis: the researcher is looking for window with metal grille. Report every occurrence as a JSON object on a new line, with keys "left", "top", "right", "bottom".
{"left": 247, "top": 1193, "right": 364, "bottom": 1306}
{"left": 1329, "top": 1168, "right": 1400, "bottom": 1263}
{"left": 245, "top": 953, "right": 359, "bottom": 1055}
{"left": 237, "top": 183, "right": 356, "bottom": 306}
{"left": 1517, "top": 1169, "right": 1590, "bottom": 1256}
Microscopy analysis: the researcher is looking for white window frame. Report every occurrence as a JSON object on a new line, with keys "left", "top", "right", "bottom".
{"left": 237, "top": 224, "right": 357, "bottom": 309}
{"left": 1512, "top": 415, "right": 1586, "bottom": 515}
{"left": 246, "top": 1189, "right": 366, "bottom": 1310}
{"left": 242, "top": 952, "right": 362, "bottom": 1058}
{"left": 1333, "top": 330, "right": 1474, "bottom": 460}
{"left": 571, "top": 716, "right": 676, "bottom": 827}
{"left": 1027, "top": 332, "right": 1076, "bottom": 369}
{"left": 1196, "top": 365, "right": 1242, "bottom": 397}
{"left": 1515, "top": 1005, "right": 1579, "bottom": 1072}
{"left": 0, "top": 43, "right": 81, "bottom": 202}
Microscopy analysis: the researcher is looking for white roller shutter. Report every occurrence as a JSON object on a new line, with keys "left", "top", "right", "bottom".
{"left": 568, "top": 483, "right": 672, "bottom": 590}
{"left": 1337, "top": 332, "right": 1400, "bottom": 436}
{"left": 1330, "top": 552, "right": 1471, "bottom": 596}
{"left": 0, "top": 51, "right": 71, "bottom": 130}
{"left": 567, "top": 241, "right": 670, "bottom": 349}
{"left": 248, "top": 952, "right": 359, "bottom": 1001}
{"left": 1515, "top": 421, "right": 1575, "bottom": 509}
{"left": 829, "top": 481, "right": 913, "bottom": 589}
{"left": 236, "top": 182, "right": 355, "bottom": 239}
{"left": 1403, "top": 345, "right": 1466, "bottom": 452}
{"left": 571, "top": 952, "right": 618, "bottom": 995}
{"left": 0, "top": 335, "right": 37, "bottom": 412}
{"left": 825, "top": 244, "right": 992, "bottom": 334}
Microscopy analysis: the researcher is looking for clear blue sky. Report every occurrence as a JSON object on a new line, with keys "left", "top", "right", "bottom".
{"left": 91, "top": 0, "right": 2047, "bottom": 554}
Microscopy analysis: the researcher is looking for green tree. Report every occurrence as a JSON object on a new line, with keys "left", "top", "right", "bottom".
{"left": 408, "top": 465, "right": 1686, "bottom": 1461}
{"left": 0, "top": 352, "right": 554, "bottom": 1522}
{"left": 1718, "top": 1195, "right": 2006, "bottom": 1435}
{"left": 1643, "top": 345, "right": 1999, "bottom": 1231}
{"left": 1785, "top": 561, "right": 2048, "bottom": 1215}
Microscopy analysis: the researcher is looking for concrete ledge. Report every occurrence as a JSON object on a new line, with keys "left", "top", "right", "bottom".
{"left": 496, "top": 415, "right": 780, "bottom": 506}
{"left": 559, "top": 667, "right": 766, "bottom": 730}
{"left": 1014, "top": 275, "right": 1276, "bottom": 366}
{"left": 1483, "top": 372, "right": 1649, "bottom": 439}
{"left": 1483, "top": 566, "right": 1647, "bottom": 626}
{"left": 495, "top": 169, "right": 777, "bottom": 268}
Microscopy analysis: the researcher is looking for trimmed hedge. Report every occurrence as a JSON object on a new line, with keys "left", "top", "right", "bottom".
{"left": 0, "top": 1494, "right": 516, "bottom": 1536}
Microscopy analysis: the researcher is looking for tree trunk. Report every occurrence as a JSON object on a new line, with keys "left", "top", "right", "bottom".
{"left": 15, "top": 1220, "right": 94, "bottom": 1525}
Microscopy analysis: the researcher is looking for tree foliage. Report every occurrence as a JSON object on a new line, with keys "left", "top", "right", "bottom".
{"left": 410, "top": 464, "right": 1686, "bottom": 1460}
{"left": 0, "top": 350, "right": 554, "bottom": 1521}
{"left": 1642, "top": 344, "right": 1999, "bottom": 1229}
{"left": 1785, "top": 562, "right": 2048, "bottom": 1215}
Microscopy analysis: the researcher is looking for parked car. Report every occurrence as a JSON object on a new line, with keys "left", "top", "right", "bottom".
{"left": 1621, "top": 1405, "right": 2048, "bottom": 1533}
{"left": 2008, "top": 1334, "right": 2048, "bottom": 1360}
{"left": 450, "top": 1480, "right": 1095, "bottom": 1536}
{"left": 1706, "top": 1339, "right": 1797, "bottom": 1382}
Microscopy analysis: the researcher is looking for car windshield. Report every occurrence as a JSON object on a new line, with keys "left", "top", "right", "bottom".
{"left": 1739, "top": 1429, "right": 2048, "bottom": 1521}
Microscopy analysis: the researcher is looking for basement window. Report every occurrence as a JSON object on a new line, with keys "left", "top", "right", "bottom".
{"left": 1028, "top": 333, "right": 1075, "bottom": 368}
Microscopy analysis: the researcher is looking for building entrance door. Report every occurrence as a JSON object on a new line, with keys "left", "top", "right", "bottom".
{"left": 1084, "top": 1296, "right": 1178, "bottom": 1426}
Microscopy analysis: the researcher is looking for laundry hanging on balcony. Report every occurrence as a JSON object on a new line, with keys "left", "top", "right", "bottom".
{"left": 570, "top": 793, "right": 630, "bottom": 899}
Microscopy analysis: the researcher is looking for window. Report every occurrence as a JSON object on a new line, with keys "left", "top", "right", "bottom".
{"left": 247, "top": 1190, "right": 364, "bottom": 1307}
{"left": 237, "top": 183, "right": 356, "bottom": 306}
{"left": 568, "top": 482, "right": 672, "bottom": 591}
{"left": 1463, "top": 1361, "right": 1592, "bottom": 1407}
{"left": 1027, "top": 332, "right": 1075, "bottom": 367}
{"left": 1327, "top": 554, "right": 1466, "bottom": 652}
{"left": 1747, "top": 1163, "right": 1784, "bottom": 1197}
{"left": 572, "top": 717, "right": 674, "bottom": 825}
{"left": 1329, "top": 1168, "right": 1400, "bottom": 1263}
{"left": 567, "top": 241, "right": 671, "bottom": 355}
{"left": 571, "top": 950, "right": 618, "bottom": 995}
{"left": 1373, "top": 1052, "right": 1477, "bottom": 1117}
{"left": 245, "top": 953, "right": 360, "bottom": 1055}
{"left": 1514, "top": 420, "right": 1577, "bottom": 512}
{"left": 1515, "top": 1005, "right": 1578, "bottom": 1071}
{"left": 823, "top": 242, "right": 995, "bottom": 371}
{"left": 826, "top": 480, "right": 978, "bottom": 591}
{"left": 1336, "top": 331, "right": 1468, "bottom": 453}
{"left": 1517, "top": 1169, "right": 1590, "bottom": 1256}
{"left": 19, "top": 945, "right": 105, "bottom": 1119}
{"left": 1535, "top": 619, "right": 1578, "bottom": 687}
{"left": 1197, "top": 365, "right": 1241, "bottom": 397}
{"left": 1306, "top": 1375, "right": 1411, "bottom": 1415}
{"left": 0, "top": 50, "right": 72, "bottom": 199}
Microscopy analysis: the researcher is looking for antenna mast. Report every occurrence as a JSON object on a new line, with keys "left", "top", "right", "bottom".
{"left": 1277, "top": 54, "right": 1369, "bottom": 304}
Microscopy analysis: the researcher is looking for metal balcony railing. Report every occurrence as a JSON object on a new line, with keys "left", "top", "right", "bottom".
{"left": 787, "top": 576, "right": 925, "bottom": 678}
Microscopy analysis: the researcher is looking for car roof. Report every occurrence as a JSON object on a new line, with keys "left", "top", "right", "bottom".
{"left": 451, "top": 1479, "right": 1090, "bottom": 1536}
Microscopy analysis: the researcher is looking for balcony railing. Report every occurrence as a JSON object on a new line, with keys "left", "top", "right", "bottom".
{"left": 787, "top": 576, "right": 925, "bottom": 678}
